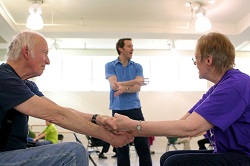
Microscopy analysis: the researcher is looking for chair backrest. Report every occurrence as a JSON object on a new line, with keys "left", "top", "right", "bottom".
{"left": 85, "top": 135, "right": 97, "bottom": 147}
{"left": 58, "top": 134, "right": 64, "bottom": 142}
{"left": 72, "top": 133, "right": 99, "bottom": 166}
{"left": 167, "top": 137, "right": 178, "bottom": 144}
{"left": 73, "top": 133, "right": 83, "bottom": 144}
{"left": 84, "top": 135, "right": 100, "bottom": 153}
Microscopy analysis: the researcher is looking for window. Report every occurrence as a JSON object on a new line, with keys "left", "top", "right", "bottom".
{"left": 35, "top": 50, "right": 208, "bottom": 91}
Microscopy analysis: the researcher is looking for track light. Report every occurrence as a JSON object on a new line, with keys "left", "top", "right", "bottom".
{"left": 195, "top": 6, "right": 211, "bottom": 32}
{"left": 26, "top": 3, "right": 44, "bottom": 30}
{"left": 171, "top": 41, "right": 176, "bottom": 52}
{"left": 185, "top": 1, "right": 213, "bottom": 32}
{"left": 51, "top": 40, "right": 60, "bottom": 50}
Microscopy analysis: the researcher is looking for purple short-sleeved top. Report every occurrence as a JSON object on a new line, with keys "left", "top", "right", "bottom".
{"left": 189, "top": 69, "right": 250, "bottom": 156}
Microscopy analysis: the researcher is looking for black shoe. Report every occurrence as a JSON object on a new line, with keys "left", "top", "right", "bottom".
{"left": 98, "top": 153, "right": 107, "bottom": 159}
{"left": 111, "top": 154, "right": 117, "bottom": 158}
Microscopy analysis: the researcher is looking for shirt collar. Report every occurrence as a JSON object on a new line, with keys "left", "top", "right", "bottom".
{"left": 114, "top": 57, "right": 132, "bottom": 65}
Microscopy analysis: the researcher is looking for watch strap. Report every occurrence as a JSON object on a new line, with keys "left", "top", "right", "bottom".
{"left": 136, "top": 120, "right": 142, "bottom": 132}
{"left": 91, "top": 114, "right": 99, "bottom": 124}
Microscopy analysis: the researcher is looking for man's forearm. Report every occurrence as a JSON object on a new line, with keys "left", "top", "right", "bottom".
{"left": 66, "top": 107, "right": 92, "bottom": 122}
{"left": 124, "top": 84, "right": 141, "bottom": 93}
{"left": 118, "top": 77, "right": 144, "bottom": 86}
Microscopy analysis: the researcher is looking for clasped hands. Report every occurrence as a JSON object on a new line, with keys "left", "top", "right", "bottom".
{"left": 99, "top": 113, "right": 138, "bottom": 147}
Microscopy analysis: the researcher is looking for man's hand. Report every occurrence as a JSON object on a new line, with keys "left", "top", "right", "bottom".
{"left": 135, "top": 77, "right": 145, "bottom": 86}
{"left": 114, "top": 82, "right": 126, "bottom": 96}
{"left": 97, "top": 115, "right": 117, "bottom": 130}
{"left": 108, "top": 131, "right": 134, "bottom": 148}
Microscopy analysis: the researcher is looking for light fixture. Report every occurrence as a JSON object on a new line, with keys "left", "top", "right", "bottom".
{"left": 208, "top": 0, "right": 215, "bottom": 4}
{"left": 185, "top": 2, "right": 191, "bottom": 7}
{"left": 171, "top": 40, "right": 176, "bottom": 52}
{"left": 51, "top": 40, "right": 60, "bottom": 50}
{"left": 195, "top": 6, "right": 211, "bottom": 32}
{"left": 26, "top": 3, "right": 44, "bottom": 30}
{"left": 185, "top": 1, "right": 213, "bottom": 32}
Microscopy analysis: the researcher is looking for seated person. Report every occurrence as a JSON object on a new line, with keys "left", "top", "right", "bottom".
{"left": 90, "top": 136, "right": 110, "bottom": 159}
{"left": 26, "top": 128, "right": 37, "bottom": 147}
{"left": 167, "top": 137, "right": 191, "bottom": 150}
{"left": 32, "top": 120, "right": 58, "bottom": 146}
{"left": 0, "top": 30, "right": 132, "bottom": 165}
{"left": 28, "top": 128, "right": 36, "bottom": 139}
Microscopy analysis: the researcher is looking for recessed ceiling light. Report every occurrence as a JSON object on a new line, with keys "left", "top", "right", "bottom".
{"left": 208, "top": 0, "right": 215, "bottom": 4}
{"left": 185, "top": 2, "right": 191, "bottom": 7}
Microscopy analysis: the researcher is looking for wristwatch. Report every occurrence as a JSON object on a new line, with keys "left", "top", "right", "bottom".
{"left": 126, "top": 86, "right": 130, "bottom": 93}
{"left": 91, "top": 114, "right": 99, "bottom": 124}
{"left": 136, "top": 120, "right": 142, "bottom": 132}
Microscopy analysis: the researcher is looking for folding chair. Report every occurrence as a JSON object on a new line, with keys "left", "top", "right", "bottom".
{"left": 73, "top": 133, "right": 98, "bottom": 166}
{"left": 58, "top": 134, "right": 64, "bottom": 143}
{"left": 166, "top": 137, "right": 180, "bottom": 151}
{"left": 85, "top": 135, "right": 101, "bottom": 156}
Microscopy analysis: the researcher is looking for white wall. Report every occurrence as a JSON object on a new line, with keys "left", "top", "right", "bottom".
{"left": 24, "top": 50, "right": 250, "bottom": 153}
{"left": 29, "top": 91, "right": 205, "bottom": 152}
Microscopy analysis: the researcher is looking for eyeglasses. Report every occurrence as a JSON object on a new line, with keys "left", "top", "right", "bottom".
{"left": 192, "top": 57, "right": 196, "bottom": 63}
{"left": 192, "top": 57, "right": 200, "bottom": 63}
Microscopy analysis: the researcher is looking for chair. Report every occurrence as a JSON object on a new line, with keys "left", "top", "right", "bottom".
{"left": 85, "top": 135, "right": 101, "bottom": 155}
{"left": 58, "top": 134, "right": 64, "bottom": 143}
{"left": 166, "top": 137, "right": 181, "bottom": 151}
{"left": 26, "top": 140, "right": 36, "bottom": 148}
{"left": 73, "top": 133, "right": 98, "bottom": 166}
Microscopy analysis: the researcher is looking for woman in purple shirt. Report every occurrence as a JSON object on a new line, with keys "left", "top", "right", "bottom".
{"left": 113, "top": 32, "right": 250, "bottom": 166}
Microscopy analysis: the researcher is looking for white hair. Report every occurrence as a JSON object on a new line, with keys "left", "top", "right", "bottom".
{"left": 6, "top": 30, "right": 45, "bottom": 61}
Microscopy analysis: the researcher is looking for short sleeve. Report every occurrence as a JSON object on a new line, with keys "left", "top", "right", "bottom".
{"left": 25, "top": 80, "right": 44, "bottom": 97}
{"left": 105, "top": 62, "right": 115, "bottom": 79}
{"left": 194, "top": 83, "right": 246, "bottom": 131}
{"left": 0, "top": 72, "right": 34, "bottom": 111}
{"left": 134, "top": 63, "right": 143, "bottom": 77}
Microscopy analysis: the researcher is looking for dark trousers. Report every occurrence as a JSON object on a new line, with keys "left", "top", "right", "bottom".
{"left": 91, "top": 138, "right": 110, "bottom": 154}
{"left": 112, "top": 108, "right": 152, "bottom": 166}
{"left": 198, "top": 138, "right": 210, "bottom": 150}
{"left": 160, "top": 150, "right": 250, "bottom": 166}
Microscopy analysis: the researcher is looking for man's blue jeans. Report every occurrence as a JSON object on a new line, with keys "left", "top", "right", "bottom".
{"left": 0, "top": 142, "right": 88, "bottom": 166}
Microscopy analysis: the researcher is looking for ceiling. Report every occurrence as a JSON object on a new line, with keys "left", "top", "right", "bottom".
{"left": 1, "top": 0, "right": 250, "bottom": 51}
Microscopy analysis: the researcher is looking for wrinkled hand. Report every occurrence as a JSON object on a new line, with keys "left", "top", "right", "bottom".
{"left": 109, "top": 131, "right": 134, "bottom": 148}
{"left": 112, "top": 113, "right": 134, "bottom": 131}
{"left": 98, "top": 115, "right": 117, "bottom": 131}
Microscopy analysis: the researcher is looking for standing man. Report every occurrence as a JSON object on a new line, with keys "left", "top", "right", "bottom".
{"left": 0, "top": 31, "right": 133, "bottom": 166}
{"left": 105, "top": 38, "right": 152, "bottom": 166}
